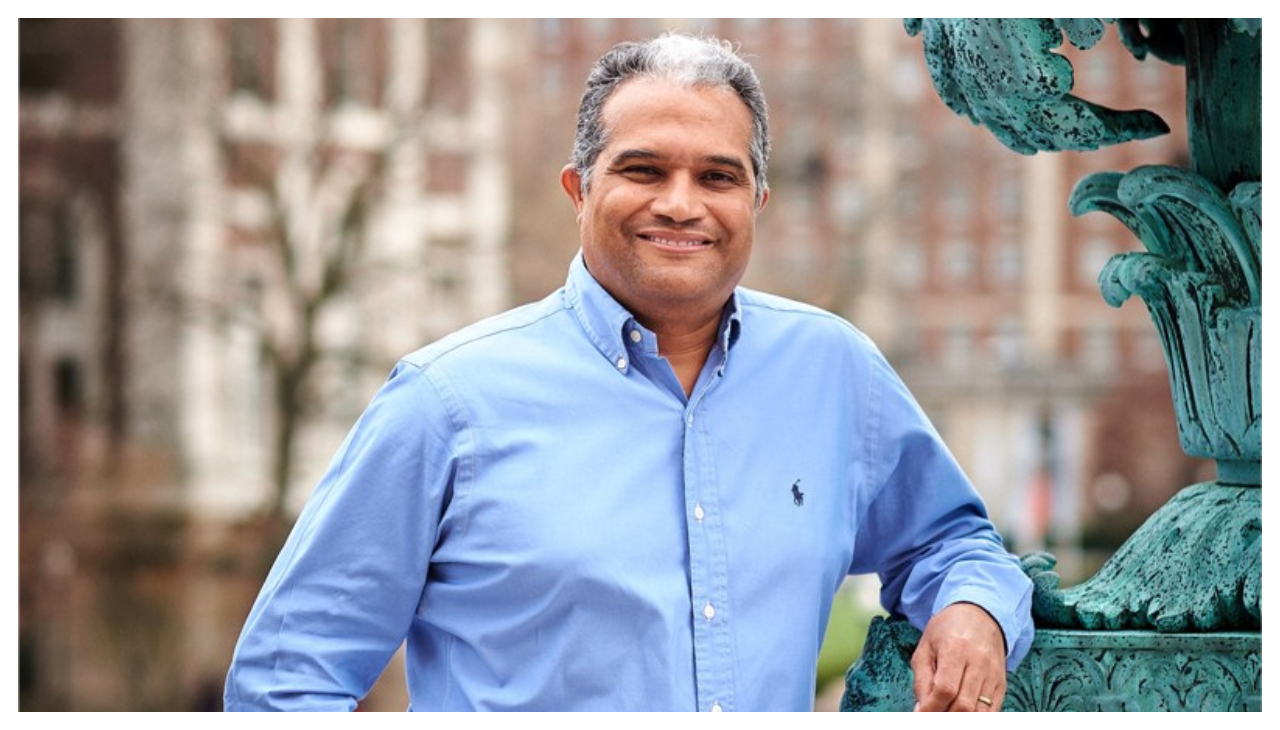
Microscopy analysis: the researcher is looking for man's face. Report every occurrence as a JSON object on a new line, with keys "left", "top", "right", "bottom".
{"left": 561, "top": 78, "right": 768, "bottom": 327}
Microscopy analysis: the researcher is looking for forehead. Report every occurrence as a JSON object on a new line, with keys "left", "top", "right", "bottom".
{"left": 599, "top": 78, "right": 754, "bottom": 156}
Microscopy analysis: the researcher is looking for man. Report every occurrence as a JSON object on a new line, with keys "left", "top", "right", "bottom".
{"left": 224, "top": 33, "right": 1032, "bottom": 712}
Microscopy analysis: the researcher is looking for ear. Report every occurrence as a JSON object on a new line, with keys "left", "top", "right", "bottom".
{"left": 757, "top": 187, "right": 770, "bottom": 212}
{"left": 560, "top": 165, "right": 586, "bottom": 214}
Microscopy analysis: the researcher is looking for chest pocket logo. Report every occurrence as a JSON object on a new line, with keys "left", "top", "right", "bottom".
{"left": 791, "top": 479, "right": 805, "bottom": 507}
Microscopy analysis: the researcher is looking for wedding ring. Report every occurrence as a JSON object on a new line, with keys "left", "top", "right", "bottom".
{"left": 977, "top": 695, "right": 993, "bottom": 707}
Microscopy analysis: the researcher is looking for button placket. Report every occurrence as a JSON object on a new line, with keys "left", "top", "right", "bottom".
{"left": 685, "top": 366, "right": 736, "bottom": 712}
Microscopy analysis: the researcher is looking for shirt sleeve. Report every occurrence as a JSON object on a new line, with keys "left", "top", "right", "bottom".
{"left": 224, "top": 360, "right": 459, "bottom": 710}
{"left": 850, "top": 348, "right": 1034, "bottom": 670}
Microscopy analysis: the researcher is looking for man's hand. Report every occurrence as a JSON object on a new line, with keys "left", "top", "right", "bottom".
{"left": 911, "top": 602, "right": 1007, "bottom": 712}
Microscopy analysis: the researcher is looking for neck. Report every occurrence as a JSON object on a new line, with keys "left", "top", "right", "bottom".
{"left": 640, "top": 305, "right": 724, "bottom": 398}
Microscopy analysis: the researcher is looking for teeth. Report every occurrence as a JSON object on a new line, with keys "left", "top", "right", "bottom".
{"left": 647, "top": 236, "right": 708, "bottom": 247}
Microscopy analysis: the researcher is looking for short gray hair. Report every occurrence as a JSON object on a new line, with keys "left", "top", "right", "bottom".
{"left": 569, "top": 33, "right": 771, "bottom": 207}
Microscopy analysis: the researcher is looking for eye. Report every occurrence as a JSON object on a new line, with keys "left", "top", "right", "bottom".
{"left": 702, "top": 170, "right": 742, "bottom": 187}
{"left": 616, "top": 165, "right": 662, "bottom": 180}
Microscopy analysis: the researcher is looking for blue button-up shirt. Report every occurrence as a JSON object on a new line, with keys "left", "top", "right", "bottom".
{"left": 225, "top": 253, "right": 1033, "bottom": 711}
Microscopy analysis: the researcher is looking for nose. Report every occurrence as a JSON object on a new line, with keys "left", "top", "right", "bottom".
{"left": 649, "top": 173, "right": 706, "bottom": 223}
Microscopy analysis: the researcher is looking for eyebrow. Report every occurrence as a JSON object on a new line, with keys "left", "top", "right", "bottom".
{"left": 704, "top": 154, "right": 750, "bottom": 176}
{"left": 608, "top": 148, "right": 750, "bottom": 176}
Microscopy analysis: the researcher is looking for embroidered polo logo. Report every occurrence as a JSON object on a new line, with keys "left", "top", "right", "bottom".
{"left": 791, "top": 479, "right": 805, "bottom": 507}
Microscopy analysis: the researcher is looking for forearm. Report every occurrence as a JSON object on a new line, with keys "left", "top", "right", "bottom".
{"left": 225, "top": 362, "right": 451, "bottom": 710}
{"left": 878, "top": 527, "right": 1033, "bottom": 668}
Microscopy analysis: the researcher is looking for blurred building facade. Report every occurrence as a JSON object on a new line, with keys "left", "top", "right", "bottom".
{"left": 18, "top": 18, "right": 1205, "bottom": 711}
{"left": 19, "top": 18, "right": 516, "bottom": 710}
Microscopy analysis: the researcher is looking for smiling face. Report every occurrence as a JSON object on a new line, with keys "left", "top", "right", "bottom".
{"left": 561, "top": 78, "right": 768, "bottom": 329}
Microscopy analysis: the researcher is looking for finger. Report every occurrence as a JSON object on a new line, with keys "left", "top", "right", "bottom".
{"left": 972, "top": 677, "right": 1006, "bottom": 712}
{"left": 946, "top": 663, "right": 984, "bottom": 712}
{"left": 986, "top": 682, "right": 1007, "bottom": 712}
{"left": 914, "top": 647, "right": 963, "bottom": 712}
{"left": 974, "top": 690, "right": 996, "bottom": 713}
{"left": 910, "top": 641, "right": 940, "bottom": 711}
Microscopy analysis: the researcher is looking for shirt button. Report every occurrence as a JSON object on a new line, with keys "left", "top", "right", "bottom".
{"left": 686, "top": 414, "right": 694, "bottom": 426}
{"left": 616, "top": 356, "right": 627, "bottom": 370}
{"left": 711, "top": 702, "right": 723, "bottom": 713}
{"left": 703, "top": 603, "right": 715, "bottom": 620}
{"left": 694, "top": 504, "right": 705, "bottom": 521}
{"left": 629, "top": 330, "right": 642, "bottom": 343}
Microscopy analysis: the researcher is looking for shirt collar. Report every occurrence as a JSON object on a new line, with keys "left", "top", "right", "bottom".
{"left": 564, "top": 251, "right": 744, "bottom": 372}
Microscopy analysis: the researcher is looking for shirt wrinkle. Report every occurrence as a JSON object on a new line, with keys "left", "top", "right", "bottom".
{"left": 415, "top": 364, "right": 476, "bottom": 541}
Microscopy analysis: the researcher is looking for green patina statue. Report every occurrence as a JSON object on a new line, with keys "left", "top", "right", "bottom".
{"left": 844, "top": 18, "right": 1260, "bottom": 712}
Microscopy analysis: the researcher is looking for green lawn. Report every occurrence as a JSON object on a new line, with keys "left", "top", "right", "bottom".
{"left": 815, "top": 577, "right": 886, "bottom": 697}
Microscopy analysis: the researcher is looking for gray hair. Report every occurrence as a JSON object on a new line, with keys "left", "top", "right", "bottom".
{"left": 570, "top": 33, "right": 771, "bottom": 207}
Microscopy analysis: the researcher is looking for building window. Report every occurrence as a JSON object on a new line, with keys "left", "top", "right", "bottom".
{"left": 53, "top": 205, "right": 78, "bottom": 302}
{"left": 943, "top": 179, "right": 972, "bottom": 221}
{"left": 430, "top": 236, "right": 467, "bottom": 296}
{"left": 995, "top": 175, "right": 1021, "bottom": 218}
{"left": 680, "top": 20, "right": 717, "bottom": 36}
{"left": 427, "top": 18, "right": 469, "bottom": 113}
{"left": 19, "top": 19, "right": 66, "bottom": 93}
{"left": 943, "top": 236, "right": 976, "bottom": 283}
{"left": 835, "top": 126, "right": 861, "bottom": 167}
{"left": 894, "top": 183, "right": 921, "bottom": 219}
{"left": 540, "top": 65, "right": 562, "bottom": 98}
{"left": 1081, "top": 52, "right": 1114, "bottom": 93}
{"left": 895, "top": 123, "right": 925, "bottom": 170}
{"left": 537, "top": 18, "right": 564, "bottom": 44}
{"left": 893, "top": 315, "right": 922, "bottom": 363}
{"left": 1083, "top": 325, "right": 1117, "bottom": 372}
{"left": 1078, "top": 236, "right": 1115, "bottom": 288}
{"left": 783, "top": 57, "right": 814, "bottom": 100}
{"left": 944, "top": 323, "right": 974, "bottom": 372}
{"left": 991, "top": 238, "right": 1022, "bottom": 286}
{"left": 1133, "top": 328, "right": 1168, "bottom": 373}
{"left": 1137, "top": 58, "right": 1173, "bottom": 101}
{"left": 944, "top": 124, "right": 972, "bottom": 154}
{"left": 426, "top": 152, "right": 468, "bottom": 195}
{"left": 325, "top": 19, "right": 380, "bottom": 107}
{"left": 798, "top": 153, "right": 828, "bottom": 188}
{"left": 229, "top": 19, "right": 265, "bottom": 96}
{"left": 832, "top": 178, "right": 866, "bottom": 229}
{"left": 786, "top": 18, "right": 815, "bottom": 44}
{"left": 890, "top": 56, "right": 926, "bottom": 103}
{"left": 991, "top": 316, "right": 1025, "bottom": 369}
{"left": 894, "top": 237, "right": 926, "bottom": 290}
{"left": 55, "top": 358, "right": 83, "bottom": 415}
{"left": 586, "top": 18, "right": 613, "bottom": 39}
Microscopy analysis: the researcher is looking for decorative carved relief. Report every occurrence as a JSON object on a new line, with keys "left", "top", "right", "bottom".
{"left": 843, "top": 617, "right": 1261, "bottom": 712}
{"left": 1005, "top": 634, "right": 1261, "bottom": 711}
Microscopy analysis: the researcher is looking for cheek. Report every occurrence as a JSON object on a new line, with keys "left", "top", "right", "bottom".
{"left": 590, "top": 202, "right": 637, "bottom": 243}
{"left": 721, "top": 206, "right": 758, "bottom": 241}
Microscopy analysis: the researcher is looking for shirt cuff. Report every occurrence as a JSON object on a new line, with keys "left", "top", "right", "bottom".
{"left": 935, "top": 585, "right": 1034, "bottom": 670}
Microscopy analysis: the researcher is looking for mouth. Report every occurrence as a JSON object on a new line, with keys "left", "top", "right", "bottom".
{"left": 638, "top": 231, "right": 713, "bottom": 249}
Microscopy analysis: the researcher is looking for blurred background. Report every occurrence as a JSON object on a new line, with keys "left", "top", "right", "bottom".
{"left": 18, "top": 18, "right": 1209, "bottom": 711}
